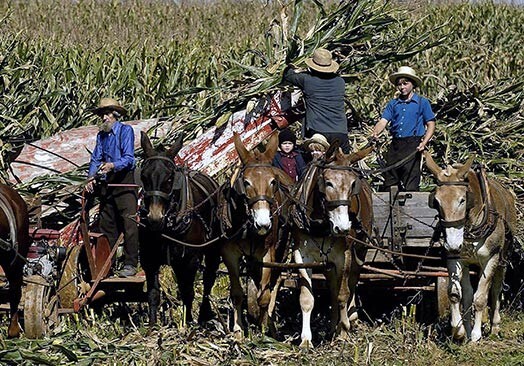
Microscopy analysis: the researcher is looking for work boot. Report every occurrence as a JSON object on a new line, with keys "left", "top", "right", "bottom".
{"left": 119, "top": 265, "right": 137, "bottom": 277}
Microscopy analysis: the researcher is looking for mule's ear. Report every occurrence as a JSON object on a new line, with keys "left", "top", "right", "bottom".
{"left": 457, "top": 154, "right": 476, "bottom": 179}
{"left": 261, "top": 132, "right": 279, "bottom": 162}
{"left": 347, "top": 145, "right": 374, "bottom": 165}
{"left": 424, "top": 151, "right": 441, "bottom": 177}
{"left": 324, "top": 139, "right": 340, "bottom": 161}
{"left": 141, "top": 131, "right": 155, "bottom": 158}
{"left": 166, "top": 132, "right": 184, "bottom": 159}
{"left": 234, "top": 132, "right": 251, "bottom": 164}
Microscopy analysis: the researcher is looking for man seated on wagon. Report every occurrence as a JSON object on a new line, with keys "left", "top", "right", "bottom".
{"left": 371, "top": 66, "right": 436, "bottom": 192}
{"left": 85, "top": 97, "right": 139, "bottom": 277}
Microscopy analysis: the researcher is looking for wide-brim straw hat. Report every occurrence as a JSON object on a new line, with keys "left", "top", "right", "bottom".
{"left": 388, "top": 66, "right": 422, "bottom": 87}
{"left": 92, "top": 97, "right": 128, "bottom": 116}
{"left": 305, "top": 48, "right": 339, "bottom": 74}
{"left": 302, "top": 133, "right": 330, "bottom": 150}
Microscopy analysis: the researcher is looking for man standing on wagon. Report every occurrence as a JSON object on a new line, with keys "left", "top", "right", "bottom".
{"left": 85, "top": 97, "right": 139, "bottom": 277}
{"left": 283, "top": 48, "right": 351, "bottom": 153}
{"left": 371, "top": 66, "right": 436, "bottom": 191}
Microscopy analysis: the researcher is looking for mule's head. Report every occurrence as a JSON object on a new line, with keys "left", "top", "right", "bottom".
{"left": 425, "top": 151, "right": 475, "bottom": 253}
{"left": 140, "top": 131, "right": 184, "bottom": 231}
{"left": 232, "top": 132, "right": 289, "bottom": 236}
{"left": 317, "top": 145, "right": 372, "bottom": 236}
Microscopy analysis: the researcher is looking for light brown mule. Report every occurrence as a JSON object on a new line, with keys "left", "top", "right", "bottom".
{"left": 425, "top": 151, "right": 517, "bottom": 342}
{"left": 290, "top": 145, "right": 373, "bottom": 348}
{"left": 219, "top": 132, "right": 293, "bottom": 341}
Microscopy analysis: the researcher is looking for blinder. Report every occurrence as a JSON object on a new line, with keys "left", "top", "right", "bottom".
{"left": 230, "top": 165, "right": 277, "bottom": 207}
{"left": 428, "top": 191, "right": 436, "bottom": 209}
{"left": 141, "top": 156, "right": 184, "bottom": 202}
{"left": 428, "top": 187, "right": 474, "bottom": 211}
{"left": 233, "top": 176, "right": 246, "bottom": 196}
{"left": 352, "top": 178, "right": 362, "bottom": 196}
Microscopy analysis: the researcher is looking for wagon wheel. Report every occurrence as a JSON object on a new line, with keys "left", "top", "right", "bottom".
{"left": 436, "top": 276, "right": 450, "bottom": 318}
{"left": 24, "top": 275, "right": 58, "bottom": 338}
{"left": 58, "top": 245, "right": 91, "bottom": 309}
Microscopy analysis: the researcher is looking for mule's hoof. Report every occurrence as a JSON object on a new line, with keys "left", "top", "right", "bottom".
{"left": 299, "top": 339, "right": 314, "bottom": 349}
{"left": 490, "top": 324, "right": 500, "bottom": 336}
{"left": 348, "top": 312, "right": 359, "bottom": 323}
{"left": 452, "top": 325, "right": 466, "bottom": 341}
{"left": 470, "top": 329, "right": 482, "bottom": 343}
{"left": 232, "top": 328, "right": 244, "bottom": 342}
{"left": 7, "top": 323, "right": 21, "bottom": 338}
{"left": 337, "top": 330, "right": 351, "bottom": 342}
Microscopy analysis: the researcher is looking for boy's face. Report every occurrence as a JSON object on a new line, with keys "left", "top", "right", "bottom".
{"left": 280, "top": 141, "right": 294, "bottom": 153}
{"left": 395, "top": 78, "right": 414, "bottom": 97}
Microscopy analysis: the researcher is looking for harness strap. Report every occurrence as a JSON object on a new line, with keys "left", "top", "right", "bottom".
{"left": 0, "top": 192, "right": 18, "bottom": 253}
{"left": 247, "top": 195, "right": 275, "bottom": 206}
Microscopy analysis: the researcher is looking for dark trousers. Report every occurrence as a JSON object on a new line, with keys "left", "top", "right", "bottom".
{"left": 306, "top": 129, "right": 350, "bottom": 154}
{"left": 99, "top": 179, "right": 139, "bottom": 268}
{"left": 382, "top": 136, "right": 422, "bottom": 192}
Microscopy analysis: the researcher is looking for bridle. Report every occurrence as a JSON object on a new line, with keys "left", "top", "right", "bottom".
{"left": 432, "top": 180, "right": 470, "bottom": 229}
{"left": 316, "top": 163, "right": 362, "bottom": 210}
{"left": 141, "top": 156, "right": 180, "bottom": 202}
{"left": 233, "top": 163, "right": 279, "bottom": 207}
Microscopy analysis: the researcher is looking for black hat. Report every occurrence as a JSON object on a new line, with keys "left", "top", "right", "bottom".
{"left": 278, "top": 129, "right": 296, "bottom": 145}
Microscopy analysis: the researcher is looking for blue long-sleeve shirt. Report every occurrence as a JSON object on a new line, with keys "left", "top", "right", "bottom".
{"left": 381, "top": 93, "right": 435, "bottom": 138}
{"left": 88, "top": 121, "right": 135, "bottom": 178}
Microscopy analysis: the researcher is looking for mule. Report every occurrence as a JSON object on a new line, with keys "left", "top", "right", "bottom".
{"left": 425, "top": 151, "right": 517, "bottom": 342}
{"left": 289, "top": 144, "right": 373, "bottom": 348}
{"left": 139, "top": 132, "right": 220, "bottom": 325}
{"left": 218, "top": 132, "right": 293, "bottom": 340}
{"left": 0, "top": 184, "right": 31, "bottom": 337}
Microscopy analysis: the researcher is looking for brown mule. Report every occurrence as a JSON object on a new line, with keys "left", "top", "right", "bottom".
{"left": 425, "top": 151, "right": 517, "bottom": 342}
{"left": 0, "top": 184, "right": 31, "bottom": 337}
{"left": 289, "top": 144, "right": 374, "bottom": 348}
{"left": 139, "top": 132, "right": 221, "bottom": 325}
{"left": 218, "top": 132, "right": 294, "bottom": 340}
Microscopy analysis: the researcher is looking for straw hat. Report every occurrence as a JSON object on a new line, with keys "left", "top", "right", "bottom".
{"left": 92, "top": 97, "right": 128, "bottom": 116}
{"left": 388, "top": 66, "right": 422, "bottom": 87}
{"left": 305, "top": 49, "right": 339, "bottom": 74}
{"left": 303, "top": 133, "right": 330, "bottom": 150}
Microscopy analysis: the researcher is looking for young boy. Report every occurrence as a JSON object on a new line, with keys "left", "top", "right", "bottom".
{"left": 272, "top": 129, "right": 306, "bottom": 182}
{"left": 302, "top": 133, "right": 330, "bottom": 161}
{"left": 371, "top": 66, "right": 436, "bottom": 191}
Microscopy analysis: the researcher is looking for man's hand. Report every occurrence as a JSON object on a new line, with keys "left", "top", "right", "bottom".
{"left": 85, "top": 178, "right": 96, "bottom": 193}
{"left": 99, "top": 162, "right": 114, "bottom": 174}
{"left": 417, "top": 141, "right": 427, "bottom": 151}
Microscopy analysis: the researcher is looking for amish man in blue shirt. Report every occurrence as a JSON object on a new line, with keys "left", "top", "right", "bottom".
{"left": 372, "top": 66, "right": 436, "bottom": 191}
{"left": 86, "top": 98, "right": 139, "bottom": 277}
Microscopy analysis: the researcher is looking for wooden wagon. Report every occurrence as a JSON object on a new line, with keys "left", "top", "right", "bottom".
{"left": 3, "top": 89, "right": 452, "bottom": 337}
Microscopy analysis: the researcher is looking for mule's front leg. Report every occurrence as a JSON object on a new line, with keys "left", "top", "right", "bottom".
{"left": 257, "top": 250, "right": 275, "bottom": 329}
{"left": 173, "top": 256, "right": 199, "bottom": 325}
{"left": 294, "top": 248, "right": 314, "bottom": 349}
{"left": 144, "top": 265, "right": 161, "bottom": 325}
{"left": 447, "top": 258, "right": 466, "bottom": 340}
{"left": 489, "top": 265, "right": 505, "bottom": 337}
{"left": 199, "top": 247, "right": 221, "bottom": 324}
{"left": 222, "top": 247, "right": 244, "bottom": 340}
{"left": 4, "top": 265, "right": 23, "bottom": 338}
{"left": 471, "top": 255, "right": 499, "bottom": 342}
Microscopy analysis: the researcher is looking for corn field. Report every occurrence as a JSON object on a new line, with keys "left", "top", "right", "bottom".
{"left": 0, "top": 0, "right": 523, "bottom": 364}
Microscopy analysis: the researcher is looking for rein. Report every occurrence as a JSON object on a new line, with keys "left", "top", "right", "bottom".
{"left": 351, "top": 148, "right": 420, "bottom": 177}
